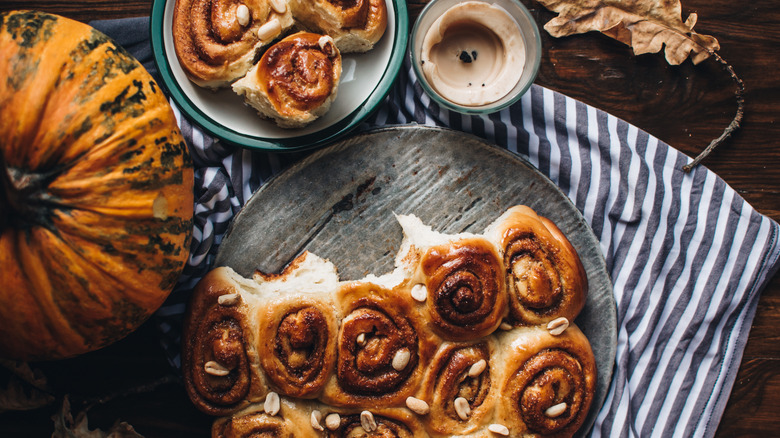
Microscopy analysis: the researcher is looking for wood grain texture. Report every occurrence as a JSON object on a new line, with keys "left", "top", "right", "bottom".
{"left": 0, "top": 1, "right": 778, "bottom": 437}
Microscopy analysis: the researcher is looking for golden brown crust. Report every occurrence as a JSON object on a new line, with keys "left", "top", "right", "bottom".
{"left": 182, "top": 268, "right": 267, "bottom": 416}
{"left": 257, "top": 295, "right": 339, "bottom": 398}
{"left": 324, "top": 408, "right": 426, "bottom": 437}
{"left": 419, "top": 237, "right": 509, "bottom": 340}
{"left": 321, "top": 281, "right": 428, "bottom": 407}
{"left": 183, "top": 205, "right": 595, "bottom": 437}
{"left": 172, "top": 0, "right": 294, "bottom": 88}
{"left": 494, "top": 325, "right": 597, "bottom": 438}
{"left": 232, "top": 31, "right": 342, "bottom": 128}
{"left": 212, "top": 398, "right": 321, "bottom": 438}
{"left": 420, "top": 341, "right": 497, "bottom": 436}
{"left": 488, "top": 205, "right": 588, "bottom": 327}
{"left": 289, "top": 0, "right": 387, "bottom": 53}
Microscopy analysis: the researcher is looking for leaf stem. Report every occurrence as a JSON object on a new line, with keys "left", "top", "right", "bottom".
{"left": 682, "top": 51, "right": 745, "bottom": 172}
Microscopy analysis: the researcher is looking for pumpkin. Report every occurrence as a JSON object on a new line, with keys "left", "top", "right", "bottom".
{"left": 0, "top": 11, "right": 194, "bottom": 361}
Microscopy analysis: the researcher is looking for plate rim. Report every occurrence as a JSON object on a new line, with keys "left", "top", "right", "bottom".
{"left": 149, "top": 0, "right": 409, "bottom": 152}
{"left": 215, "top": 125, "right": 617, "bottom": 436}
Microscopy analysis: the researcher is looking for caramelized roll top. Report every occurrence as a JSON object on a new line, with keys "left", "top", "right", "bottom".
{"left": 256, "top": 32, "right": 342, "bottom": 116}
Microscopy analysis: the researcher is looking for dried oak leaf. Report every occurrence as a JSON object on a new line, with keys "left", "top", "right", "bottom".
{"left": 0, "top": 359, "right": 54, "bottom": 412}
{"left": 535, "top": 0, "right": 720, "bottom": 64}
{"left": 52, "top": 396, "right": 144, "bottom": 438}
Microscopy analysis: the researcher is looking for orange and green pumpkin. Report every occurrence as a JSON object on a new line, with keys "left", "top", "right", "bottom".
{"left": 0, "top": 11, "right": 194, "bottom": 360}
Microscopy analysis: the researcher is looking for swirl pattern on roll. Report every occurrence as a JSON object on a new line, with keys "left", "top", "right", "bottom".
{"left": 420, "top": 238, "right": 508, "bottom": 340}
{"left": 172, "top": 0, "right": 293, "bottom": 88}
{"left": 288, "top": 0, "right": 387, "bottom": 53}
{"left": 323, "top": 282, "right": 422, "bottom": 405}
{"left": 183, "top": 206, "right": 596, "bottom": 437}
{"left": 257, "top": 297, "right": 338, "bottom": 398}
{"left": 183, "top": 269, "right": 257, "bottom": 416}
{"left": 497, "top": 325, "right": 597, "bottom": 437}
{"left": 489, "top": 205, "right": 588, "bottom": 326}
{"left": 260, "top": 33, "right": 340, "bottom": 113}
{"left": 231, "top": 32, "right": 342, "bottom": 128}
{"left": 422, "top": 342, "right": 494, "bottom": 435}
{"left": 326, "top": 412, "right": 417, "bottom": 437}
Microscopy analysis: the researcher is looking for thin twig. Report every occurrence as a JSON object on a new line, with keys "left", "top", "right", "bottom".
{"left": 682, "top": 51, "right": 745, "bottom": 172}
{"left": 78, "top": 374, "right": 181, "bottom": 408}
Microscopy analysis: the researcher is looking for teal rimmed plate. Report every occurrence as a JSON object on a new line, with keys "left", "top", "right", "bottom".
{"left": 150, "top": 0, "right": 408, "bottom": 152}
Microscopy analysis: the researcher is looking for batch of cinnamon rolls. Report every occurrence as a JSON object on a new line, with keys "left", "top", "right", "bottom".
{"left": 183, "top": 205, "right": 597, "bottom": 437}
{"left": 172, "top": 0, "right": 387, "bottom": 127}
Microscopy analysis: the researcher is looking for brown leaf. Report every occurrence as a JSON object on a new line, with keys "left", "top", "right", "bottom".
{"left": 52, "top": 396, "right": 145, "bottom": 438}
{"left": 535, "top": 0, "right": 720, "bottom": 64}
{"left": 0, "top": 360, "right": 54, "bottom": 412}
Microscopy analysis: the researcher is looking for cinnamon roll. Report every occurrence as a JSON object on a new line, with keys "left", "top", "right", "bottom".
{"left": 322, "top": 281, "right": 428, "bottom": 407}
{"left": 419, "top": 341, "right": 497, "bottom": 436}
{"left": 418, "top": 237, "right": 508, "bottom": 340}
{"left": 323, "top": 408, "right": 426, "bottom": 437}
{"left": 256, "top": 294, "right": 339, "bottom": 398}
{"left": 184, "top": 206, "right": 598, "bottom": 438}
{"left": 183, "top": 267, "right": 268, "bottom": 416}
{"left": 494, "top": 325, "right": 597, "bottom": 437}
{"left": 486, "top": 205, "right": 587, "bottom": 327}
{"left": 172, "top": 0, "right": 295, "bottom": 88}
{"left": 212, "top": 397, "right": 321, "bottom": 438}
{"left": 288, "top": 0, "right": 388, "bottom": 53}
{"left": 232, "top": 31, "right": 342, "bottom": 128}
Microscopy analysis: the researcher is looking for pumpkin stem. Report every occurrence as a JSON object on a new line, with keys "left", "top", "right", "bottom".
{"left": 0, "top": 154, "right": 60, "bottom": 232}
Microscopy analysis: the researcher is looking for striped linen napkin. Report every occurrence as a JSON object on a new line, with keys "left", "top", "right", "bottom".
{"left": 95, "top": 17, "right": 780, "bottom": 438}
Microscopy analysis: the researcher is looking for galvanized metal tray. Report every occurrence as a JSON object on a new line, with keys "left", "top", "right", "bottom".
{"left": 216, "top": 125, "right": 616, "bottom": 436}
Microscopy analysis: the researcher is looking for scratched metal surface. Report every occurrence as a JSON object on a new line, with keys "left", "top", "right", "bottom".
{"left": 215, "top": 125, "right": 616, "bottom": 436}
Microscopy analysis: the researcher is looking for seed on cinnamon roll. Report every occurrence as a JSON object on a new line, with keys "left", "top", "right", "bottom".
{"left": 420, "top": 342, "right": 497, "bottom": 436}
{"left": 486, "top": 205, "right": 588, "bottom": 327}
{"left": 232, "top": 31, "right": 342, "bottom": 128}
{"left": 420, "top": 237, "right": 509, "bottom": 340}
{"left": 183, "top": 267, "right": 267, "bottom": 416}
{"left": 323, "top": 408, "right": 424, "bottom": 437}
{"left": 289, "top": 0, "right": 387, "bottom": 53}
{"left": 212, "top": 397, "right": 322, "bottom": 438}
{"left": 494, "top": 325, "right": 597, "bottom": 437}
{"left": 322, "top": 282, "right": 427, "bottom": 407}
{"left": 257, "top": 295, "right": 339, "bottom": 398}
{"left": 172, "top": 0, "right": 295, "bottom": 88}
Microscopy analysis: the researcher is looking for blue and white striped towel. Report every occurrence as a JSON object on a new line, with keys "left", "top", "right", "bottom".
{"left": 96, "top": 17, "right": 780, "bottom": 438}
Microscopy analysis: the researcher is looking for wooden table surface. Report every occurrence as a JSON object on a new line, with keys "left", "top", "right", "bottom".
{"left": 0, "top": 0, "right": 777, "bottom": 437}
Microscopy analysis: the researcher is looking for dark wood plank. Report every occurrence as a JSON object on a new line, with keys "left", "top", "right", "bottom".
{"left": 0, "top": 1, "right": 152, "bottom": 21}
{"left": 0, "top": 1, "right": 778, "bottom": 437}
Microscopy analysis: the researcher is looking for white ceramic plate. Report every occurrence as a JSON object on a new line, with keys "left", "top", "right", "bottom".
{"left": 150, "top": 0, "right": 408, "bottom": 151}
